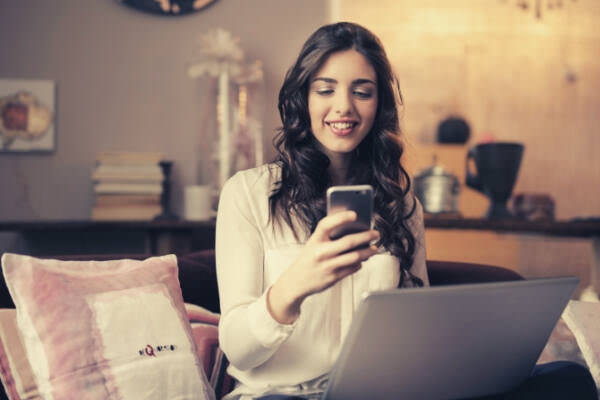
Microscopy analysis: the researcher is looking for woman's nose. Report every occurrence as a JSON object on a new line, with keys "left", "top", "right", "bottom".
{"left": 334, "top": 91, "right": 354, "bottom": 115}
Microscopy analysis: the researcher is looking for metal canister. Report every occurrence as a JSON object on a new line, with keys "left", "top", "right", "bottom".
{"left": 414, "top": 157, "right": 460, "bottom": 214}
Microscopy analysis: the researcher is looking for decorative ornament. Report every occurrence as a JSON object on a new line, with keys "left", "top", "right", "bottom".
{"left": 187, "top": 29, "right": 264, "bottom": 192}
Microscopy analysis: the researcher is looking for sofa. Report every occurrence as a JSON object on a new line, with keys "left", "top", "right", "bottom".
{"left": 0, "top": 251, "right": 524, "bottom": 399}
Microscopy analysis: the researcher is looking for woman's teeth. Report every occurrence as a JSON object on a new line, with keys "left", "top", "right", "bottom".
{"left": 329, "top": 122, "right": 354, "bottom": 130}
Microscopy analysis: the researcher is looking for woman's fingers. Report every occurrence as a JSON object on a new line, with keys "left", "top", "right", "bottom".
{"left": 311, "top": 211, "right": 357, "bottom": 242}
{"left": 316, "top": 229, "right": 379, "bottom": 261}
{"left": 326, "top": 244, "right": 379, "bottom": 272}
{"left": 332, "top": 262, "right": 363, "bottom": 282}
{"left": 295, "top": 213, "right": 380, "bottom": 297}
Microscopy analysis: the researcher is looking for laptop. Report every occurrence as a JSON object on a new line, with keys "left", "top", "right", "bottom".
{"left": 322, "top": 277, "right": 579, "bottom": 400}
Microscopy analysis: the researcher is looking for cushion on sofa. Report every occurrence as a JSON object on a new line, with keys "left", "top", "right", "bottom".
{"left": 0, "top": 303, "right": 228, "bottom": 400}
{"left": 562, "top": 300, "right": 600, "bottom": 388}
{"left": 1, "top": 253, "right": 215, "bottom": 400}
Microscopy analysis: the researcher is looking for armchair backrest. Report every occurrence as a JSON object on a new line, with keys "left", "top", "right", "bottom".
{"left": 427, "top": 259, "right": 523, "bottom": 286}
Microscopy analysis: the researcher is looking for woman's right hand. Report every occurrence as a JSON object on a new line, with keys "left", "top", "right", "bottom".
{"left": 267, "top": 211, "right": 380, "bottom": 324}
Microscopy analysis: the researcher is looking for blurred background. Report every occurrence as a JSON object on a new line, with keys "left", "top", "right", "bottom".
{"left": 0, "top": 0, "right": 599, "bottom": 294}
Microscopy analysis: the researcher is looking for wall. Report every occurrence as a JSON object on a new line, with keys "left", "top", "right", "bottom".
{"left": 0, "top": 0, "right": 327, "bottom": 251}
{"left": 1, "top": 1, "right": 598, "bottom": 290}
{"left": 336, "top": 0, "right": 600, "bottom": 290}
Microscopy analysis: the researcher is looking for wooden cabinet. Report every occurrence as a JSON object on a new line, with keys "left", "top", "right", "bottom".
{"left": 0, "top": 220, "right": 215, "bottom": 256}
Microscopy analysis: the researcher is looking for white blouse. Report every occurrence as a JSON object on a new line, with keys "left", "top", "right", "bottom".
{"left": 215, "top": 164, "right": 429, "bottom": 399}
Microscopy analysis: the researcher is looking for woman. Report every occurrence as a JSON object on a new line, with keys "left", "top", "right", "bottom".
{"left": 215, "top": 22, "right": 596, "bottom": 400}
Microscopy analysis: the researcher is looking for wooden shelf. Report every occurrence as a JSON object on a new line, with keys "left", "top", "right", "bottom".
{"left": 2, "top": 217, "right": 598, "bottom": 238}
{"left": 0, "top": 219, "right": 215, "bottom": 232}
{"left": 1, "top": 217, "right": 598, "bottom": 256}
{"left": 424, "top": 217, "right": 600, "bottom": 238}
{"left": 0, "top": 219, "right": 216, "bottom": 256}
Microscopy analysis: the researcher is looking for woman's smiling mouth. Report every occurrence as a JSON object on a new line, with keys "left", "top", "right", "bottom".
{"left": 326, "top": 120, "right": 358, "bottom": 136}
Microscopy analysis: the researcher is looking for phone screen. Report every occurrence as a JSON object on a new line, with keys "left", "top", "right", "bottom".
{"left": 326, "top": 185, "right": 373, "bottom": 241}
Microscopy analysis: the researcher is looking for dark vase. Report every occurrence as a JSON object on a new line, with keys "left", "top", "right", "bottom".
{"left": 465, "top": 142, "right": 525, "bottom": 219}
{"left": 437, "top": 116, "right": 471, "bottom": 144}
{"left": 154, "top": 160, "right": 179, "bottom": 221}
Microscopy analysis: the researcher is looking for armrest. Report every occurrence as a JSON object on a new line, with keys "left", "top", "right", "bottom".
{"left": 427, "top": 260, "right": 523, "bottom": 286}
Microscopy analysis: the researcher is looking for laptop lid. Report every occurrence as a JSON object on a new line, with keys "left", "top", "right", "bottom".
{"left": 323, "top": 277, "right": 578, "bottom": 400}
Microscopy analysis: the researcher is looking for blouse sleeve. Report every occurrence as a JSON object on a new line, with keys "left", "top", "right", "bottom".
{"left": 407, "top": 196, "right": 430, "bottom": 286}
{"left": 215, "top": 172, "right": 295, "bottom": 371}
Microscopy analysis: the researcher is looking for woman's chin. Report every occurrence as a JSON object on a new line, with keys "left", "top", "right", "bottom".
{"left": 323, "top": 143, "right": 360, "bottom": 158}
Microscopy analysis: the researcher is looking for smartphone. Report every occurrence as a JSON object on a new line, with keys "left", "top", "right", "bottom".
{"left": 326, "top": 185, "right": 373, "bottom": 241}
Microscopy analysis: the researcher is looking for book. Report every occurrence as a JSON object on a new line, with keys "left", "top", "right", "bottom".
{"left": 91, "top": 204, "right": 162, "bottom": 221}
{"left": 92, "top": 163, "right": 163, "bottom": 184}
{"left": 96, "top": 151, "right": 164, "bottom": 165}
{"left": 95, "top": 194, "right": 161, "bottom": 207}
{"left": 94, "top": 182, "right": 162, "bottom": 195}
{"left": 92, "top": 170, "right": 163, "bottom": 183}
{"left": 94, "top": 164, "right": 163, "bottom": 174}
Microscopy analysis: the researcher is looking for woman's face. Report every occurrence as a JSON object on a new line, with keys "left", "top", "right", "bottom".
{"left": 308, "top": 49, "right": 378, "bottom": 161}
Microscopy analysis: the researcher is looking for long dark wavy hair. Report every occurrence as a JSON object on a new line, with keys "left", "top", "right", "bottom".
{"left": 269, "top": 22, "right": 422, "bottom": 287}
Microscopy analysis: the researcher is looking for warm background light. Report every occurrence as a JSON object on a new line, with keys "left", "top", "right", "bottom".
{"left": 336, "top": 0, "right": 600, "bottom": 292}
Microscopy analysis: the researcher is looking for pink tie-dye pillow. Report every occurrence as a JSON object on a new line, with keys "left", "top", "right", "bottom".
{"left": 1, "top": 253, "right": 215, "bottom": 400}
{"left": 562, "top": 300, "right": 600, "bottom": 388}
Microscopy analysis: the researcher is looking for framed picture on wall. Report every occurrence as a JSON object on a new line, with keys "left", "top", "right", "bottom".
{"left": 0, "top": 79, "right": 56, "bottom": 153}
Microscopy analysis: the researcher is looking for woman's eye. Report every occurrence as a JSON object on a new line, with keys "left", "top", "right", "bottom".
{"left": 353, "top": 91, "right": 373, "bottom": 99}
{"left": 316, "top": 89, "right": 334, "bottom": 96}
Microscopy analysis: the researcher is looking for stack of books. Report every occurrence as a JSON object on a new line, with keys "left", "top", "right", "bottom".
{"left": 91, "top": 152, "right": 164, "bottom": 220}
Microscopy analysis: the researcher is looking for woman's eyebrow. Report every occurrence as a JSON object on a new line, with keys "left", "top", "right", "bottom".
{"left": 352, "top": 78, "right": 376, "bottom": 86}
{"left": 312, "top": 77, "right": 337, "bottom": 84}
{"left": 311, "top": 77, "right": 376, "bottom": 85}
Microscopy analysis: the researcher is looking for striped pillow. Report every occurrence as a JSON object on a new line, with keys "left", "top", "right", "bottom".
{"left": 0, "top": 304, "right": 232, "bottom": 400}
{"left": 1, "top": 253, "right": 214, "bottom": 400}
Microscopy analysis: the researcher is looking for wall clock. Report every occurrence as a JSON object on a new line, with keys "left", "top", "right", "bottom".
{"left": 120, "top": 0, "right": 218, "bottom": 16}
